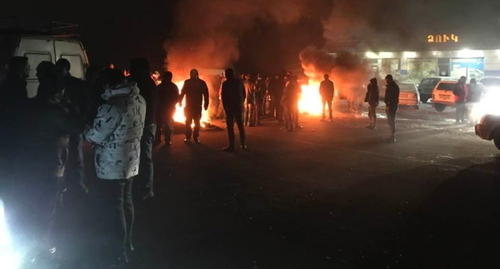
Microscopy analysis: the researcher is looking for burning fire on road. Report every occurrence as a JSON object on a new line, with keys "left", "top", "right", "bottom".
{"left": 299, "top": 81, "right": 323, "bottom": 115}
{"left": 172, "top": 80, "right": 211, "bottom": 128}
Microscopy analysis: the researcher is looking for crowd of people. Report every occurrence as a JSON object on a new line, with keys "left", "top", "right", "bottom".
{"left": 0, "top": 56, "right": 167, "bottom": 268}
{"left": 0, "top": 52, "right": 407, "bottom": 268}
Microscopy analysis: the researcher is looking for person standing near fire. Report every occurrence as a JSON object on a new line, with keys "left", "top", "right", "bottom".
{"left": 384, "top": 75, "right": 399, "bottom": 142}
{"left": 85, "top": 68, "right": 146, "bottom": 267}
{"left": 129, "top": 58, "right": 158, "bottom": 200}
{"left": 253, "top": 74, "right": 265, "bottom": 125}
{"left": 221, "top": 68, "right": 246, "bottom": 152}
{"left": 179, "top": 69, "right": 209, "bottom": 143}
{"left": 268, "top": 73, "right": 285, "bottom": 122}
{"left": 56, "top": 58, "right": 90, "bottom": 195}
{"left": 365, "top": 78, "right": 379, "bottom": 129}
{"left": 156, "top": 71, "right": 179, "bottom": 146}
{"left": 319, "top": 74, "right": 335, "bottom": 122}
{"left": 281, "top": 75, "right": 301, "bottom": 131}
{"left": 243, "top": 74, "right": 255, "bottom": 126}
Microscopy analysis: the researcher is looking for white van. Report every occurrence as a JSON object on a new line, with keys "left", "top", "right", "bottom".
{"left": 0, "top": 30, "right": 89, "bottom": 97}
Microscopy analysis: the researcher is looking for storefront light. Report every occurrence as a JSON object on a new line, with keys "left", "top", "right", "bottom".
{"left": 365, "top": 52, "right": 378, "bottom": 59}
{"left": 403, "top": 51, "right": 417, "bottom": 58}
{"left": 379, "top": 52, "right": 393, "bottom": 58}
{"left": 457, "top": 49, "right": 483, "bottom": 58}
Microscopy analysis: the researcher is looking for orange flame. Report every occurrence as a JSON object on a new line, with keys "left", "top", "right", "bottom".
{"left": 173, "top": 81, "right": 210, "bottom": 127}
{"left": 299, "top": 80, "right": 323, "bottom": 115}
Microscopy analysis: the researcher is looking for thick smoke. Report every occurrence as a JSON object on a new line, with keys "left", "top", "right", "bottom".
{"left": 300, "top": 47, "right": 369, "bottom": 102}
{"left": 164, "top": 0, "right": 314, "bottom": 78}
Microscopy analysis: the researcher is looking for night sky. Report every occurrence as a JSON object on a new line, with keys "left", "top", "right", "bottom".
{"left": 2, "top": 0, "right": 499, "bottom": 73}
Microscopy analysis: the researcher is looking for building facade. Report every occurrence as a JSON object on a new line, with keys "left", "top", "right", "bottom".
{"left": 325, "top": 33, "right": 500, "bottom": 84}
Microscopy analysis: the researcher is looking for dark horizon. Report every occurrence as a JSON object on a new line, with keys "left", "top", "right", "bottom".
{"left": 1, "top": 0, "right": 499, "bottom": 73}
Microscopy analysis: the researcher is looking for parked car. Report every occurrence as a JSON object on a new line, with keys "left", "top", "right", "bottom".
{"left": 431, "top": 80, "right": 468, "bottom": 112}
{"left": 475, "top": 114, "right": 500, "bottom": 150}
{"left": 0, "top": 28, "right": 89, "bottom": 97}
{"left": 418, "top": 77, "right": 456, "bottom": 103}
{"left": 398, "top": 83, "right": 420, "bottom": 108}
{"left": 479, "top": 77, "right": 500, "bottom": 92}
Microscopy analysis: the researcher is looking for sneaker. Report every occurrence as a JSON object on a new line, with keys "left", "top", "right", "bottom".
{"left": 222, "top": 146, "right": 235, "bottom": 152}
{"left": 194, "top": 138, "right": 201, "bottom": 144}
{"left": 329, "top": 118, "right": 333, "bottom": 122}
{"left": 365, "top": 125, "right": 373, "bottom": 129}
{"left": 240, "top": 144, "right": 247, "bottom": 149}
{"left": 184, "top": 138, "right": 191, "bottom": 143}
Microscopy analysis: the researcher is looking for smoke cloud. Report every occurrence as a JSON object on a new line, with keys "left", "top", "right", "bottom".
{"left": 300, "top": 47, "right": 369, "bottom": 102}
{"left": 164, "top": 0, "right": 334, "bottom": 78}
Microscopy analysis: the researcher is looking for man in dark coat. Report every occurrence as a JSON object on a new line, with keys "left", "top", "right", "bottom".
{"left": 253, "top": 74, "right": 265, "bottom": 125}
{"left": 56, "top": 58, "right": 89, "bottom": 194}
{"left": 268, "top": 73, "right": 285, "bottom": 121}
{"left": 221, "top": 68, "right": 246, "bottom": 152}
{"left": 453, "top": 76, "right": 468, "bottom": 124}
{"left": 156, "top": 71, "right": 179, "bottom": 146}
{"left": 384, "top": 75, "right": 399, "bottom": 142}
{"left": 0, "top": 57, "right": 30, "bottom": 175}
{"left": 129, "top": 58, "right": 158, "bottom": 200}
{"left": 0, "top": 56, "right": 29, "bottom": 114}
{"left": 179, "top": 69, "right": 209, "bottom": 143}
{"left": 4, "top": 67, "right": 78, "bottom": 266}
{"left": 319, "top": 74, "right": 335, "bottom": 122}
{"left": 365, "top": 78, "right": 379, "bottom": 129}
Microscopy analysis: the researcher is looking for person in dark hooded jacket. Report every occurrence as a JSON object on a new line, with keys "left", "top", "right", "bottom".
{"left": 5, "top": 62, "right": 78, "bottom": 266}
{"left": 0, "top": 56, "right": 30, "bottom": 171}
{"left": 319, "top": 74, "right": 334, "bottom": 121}
{"left": 365, "top": 78, "right": 379, "bottom": 129}
{"left": 0, "top": 56, "right": 30, "bottom": 115}
{"left": 179, "top": 69, "right": 209, "bottom": 143}
{"left": 129, "top": 58, "right": 158, "bottom": 200}
{"left": 56, "top": 58, "right": 89, "bottom": 195}
{"left": 156, "top": 71, "right": 179, "bottom": 146}
{"left": 384, "top": 75, "right": 399, "bottom": 142}
{"left": 221, "top": 68, "right": 246, "bottom": 152}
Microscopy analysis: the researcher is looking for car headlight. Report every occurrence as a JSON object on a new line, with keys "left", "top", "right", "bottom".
{"left": 0, "top": 198, "right": 22, "bottom": 269}
{"left": 486, "top": 86, "right": 500, "bottom": 92}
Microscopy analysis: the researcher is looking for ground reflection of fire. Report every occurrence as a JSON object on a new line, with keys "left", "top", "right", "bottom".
{"left": 299, "top": 81, "right": 323, "bottom": 115}
{"left": 173, "top": 81, "right": 210, "bottom": 127}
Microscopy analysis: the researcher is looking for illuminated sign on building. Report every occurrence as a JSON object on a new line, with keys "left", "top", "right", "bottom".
{"left": 427, "top": 34, "right": 459, "bottom": 43}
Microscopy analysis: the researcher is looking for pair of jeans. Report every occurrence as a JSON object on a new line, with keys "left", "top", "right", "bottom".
{"left": 156, "top": 107, "right": 175, "bottom": 143}
{"left": 386, "top": 106, "right": 398, "bottom": 136}
{"left": 67, "top": 133, "right": 85, "bottom": 189}
{"left": 368, "top": 105, "right": 377, "bottom": 126}
{"left": 455, "top": 101, "right": 466, "bottom": 122}
{"left": 225, "top": 108, "right": 245, "bottom": 147}
{"left": 270, "top": 94, "right": 283, "bottom": 121}
{"left": 100, "top": 178, "right": 134, "bottom": 258}
{"left": 322, "top": 97, "right": 333, "bottom": 119}
{"left": 138, "top": 124, "right": 156, "bottom": 198}
{"left": 184, "top": 107, "right": 202, "bottom": 139}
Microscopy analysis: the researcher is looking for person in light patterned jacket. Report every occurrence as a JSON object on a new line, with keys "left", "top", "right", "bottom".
{"left": 84, "top": 68, "right": 146, "bottom": 266}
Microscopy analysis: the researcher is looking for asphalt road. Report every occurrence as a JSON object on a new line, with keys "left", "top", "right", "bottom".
{"left": 61, "top": 102, "right": 500, "bottom": 269}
